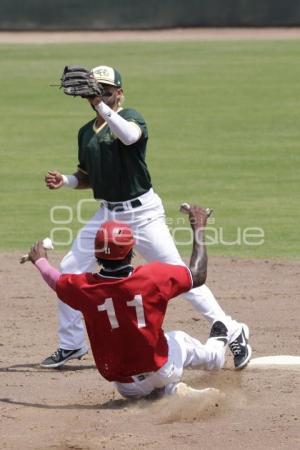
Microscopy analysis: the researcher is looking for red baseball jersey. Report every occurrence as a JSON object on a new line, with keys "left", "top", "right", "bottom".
{"left": 56, "top": 261, "right": 192, "bottom": 382}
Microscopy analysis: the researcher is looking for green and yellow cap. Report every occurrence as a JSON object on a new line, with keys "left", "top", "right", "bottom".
{"left": 91, "top": 65, "right": 122, "bottom": 87}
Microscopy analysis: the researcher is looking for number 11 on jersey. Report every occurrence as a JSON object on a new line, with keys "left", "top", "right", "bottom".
{"left": 127, "top": 294, "right": 146, "bottom": 328}
{"left": 98, "top": 294, "right": 146, "bottom": 329}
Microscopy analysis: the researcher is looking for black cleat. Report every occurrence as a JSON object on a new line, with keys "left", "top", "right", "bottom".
{"left": 229, "top": 324, "right": 252, "bottom": 370}
{"left": 208, "top": 321, "right": 228, "bottom": 346}
{"left": 40, "top": 347, "right": 88, "bottom": 368}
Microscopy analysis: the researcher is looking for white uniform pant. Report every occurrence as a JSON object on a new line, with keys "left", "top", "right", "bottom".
{"left": 115, "top": 330, "right": 226, "bottom": 399}
{"left": 58, "top": 189, "right": 240, "bottom": 350}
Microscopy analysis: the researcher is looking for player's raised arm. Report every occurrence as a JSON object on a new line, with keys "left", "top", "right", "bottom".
{"left": 28, "top": 241, "right": 60, "bottom": 291}
{"left": 181, "top": 204, "right": 211, "bottom": 288}
{"left": 93, "top": 98, "right": 142, "bottom": 146}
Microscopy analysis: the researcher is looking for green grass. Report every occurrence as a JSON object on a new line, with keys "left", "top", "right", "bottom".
{"left": 0, "top": 40, "right": 299, "bottom": 258}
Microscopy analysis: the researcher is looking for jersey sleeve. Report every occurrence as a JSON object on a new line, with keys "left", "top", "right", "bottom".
{"left": 119, "top": 108, "right": 148, "bottom": 139}
{"left": 56, "top": 274, "right": 85, "bottom": 311}
{"left": 149, "top": 262, "right": 193, "bottom": 300}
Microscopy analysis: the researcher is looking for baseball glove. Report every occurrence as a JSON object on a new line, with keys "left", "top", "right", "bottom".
{"left": 60, "top": 65, "right": 104, "bottom": 98}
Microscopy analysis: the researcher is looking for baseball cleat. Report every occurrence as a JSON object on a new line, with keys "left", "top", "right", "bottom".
{"left": 40, "top": 346, "right": 88, "bottom": 368}
{"left": 208, "top": 320, "right": 228, "bottom": 346}
{"left": 229, "top": 324, "right": 252, "bottom": 370}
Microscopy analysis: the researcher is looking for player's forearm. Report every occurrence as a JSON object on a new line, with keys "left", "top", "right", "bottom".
{"left": 35, "top": 258, "right": 60, "bottom": 291}
{"left": 62, "top": 170, "right": 90, "bottom": 189}
{"left": 189, "top": 230, "right": 207, "bottom": 288}
{"left": 73, "top": 170, "right": 90, "bottom": 189}
{"left": 95, "top": 102, "right": 141, "bottom": 145}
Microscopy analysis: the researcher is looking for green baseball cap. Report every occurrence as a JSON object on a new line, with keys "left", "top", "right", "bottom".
{"left": 91, "top": 65, "right": 122, "bottom": 87}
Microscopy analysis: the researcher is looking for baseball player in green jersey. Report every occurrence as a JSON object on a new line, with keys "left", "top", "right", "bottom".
{"left": 43, "top": 65, "right": 251, "bottom": 370}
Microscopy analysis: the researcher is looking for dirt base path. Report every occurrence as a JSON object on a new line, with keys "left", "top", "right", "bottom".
{"left": 1, "top": 27, "right": 300, "bottom": 43}
{"left": 1, "top": 252, "right": 299, "bottom": 449}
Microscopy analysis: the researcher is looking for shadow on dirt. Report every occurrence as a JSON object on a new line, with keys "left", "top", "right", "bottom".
{"left": 0, "top": 397, "right": 130, "bottom": 410}
{"left": 0, "top": 363, "right": 95, "bottom": 373}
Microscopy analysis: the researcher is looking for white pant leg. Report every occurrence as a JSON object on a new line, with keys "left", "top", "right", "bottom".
{"left": 58, "top": 207, "right": 107, "bottom": 350}
{"left": 130, "top": 195, "right": 240, "bottom": 340}
{"left": 115, "top": 330, "right": 225, "bottom": 399}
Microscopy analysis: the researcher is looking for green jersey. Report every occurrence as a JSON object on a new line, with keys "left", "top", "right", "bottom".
{"left": 77, "top": 107, "right": 152, "bottom": 202}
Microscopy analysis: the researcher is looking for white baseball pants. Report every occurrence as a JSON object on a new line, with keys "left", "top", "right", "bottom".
{"left": 58, "top": 189, "right": 240, "bottom": 350}
{"left": 115, "top": 330, "right": 226, "bottom": 399}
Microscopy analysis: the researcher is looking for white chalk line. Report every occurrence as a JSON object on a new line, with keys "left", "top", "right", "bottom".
{"left": 248, "top": 355, "right": 300, "bottom": 369}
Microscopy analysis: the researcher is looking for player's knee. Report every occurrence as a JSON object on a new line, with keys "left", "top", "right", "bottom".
{"left": 200, "top": 338, "right": 225, "bottom": 370}
{"left": 212, "top": 354, "right": 225, "bottom": 370}
{"left": 115, "top": 383, "right": 147, "bottom": 399}
{"left": 207, "top": 347, "right": 225, "bottom": 370}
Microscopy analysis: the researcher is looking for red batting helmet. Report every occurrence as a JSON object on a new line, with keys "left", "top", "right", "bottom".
{"left": 95, "top": 221, "right": 135, "bottom": 260}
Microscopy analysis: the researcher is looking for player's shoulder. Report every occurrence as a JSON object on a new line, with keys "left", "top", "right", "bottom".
{"left": 58, "top": 272, "right": 90, "bottom": 288}
{"left": 131, "top": 262, "right": 164, "bottom": 287}
{"left": 78, "top": 118, "right": 95, "bottom": 135}
{"left": 135, "top": 261, "right": 186, "bottom": 277}
{"left": 135, "top": 261, "right": 165, "bottom": 272}
{"left": 133, "top": 262, "right": 192, "bottom": 293}
{"left": 119, "top": 107, "right": 146, "bottom": 123}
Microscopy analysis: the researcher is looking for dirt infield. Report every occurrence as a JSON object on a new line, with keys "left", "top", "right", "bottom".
{"left": 1, "top": 27, "right": 300, "bottom": 43}
{"left": 1, "top": 252, "right": 299, "bottom": 450}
